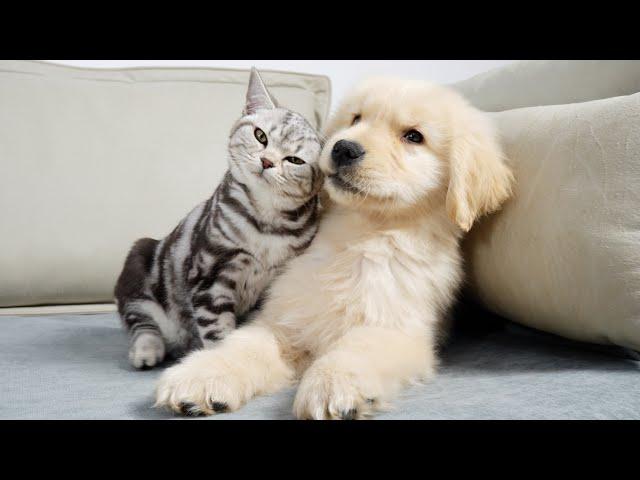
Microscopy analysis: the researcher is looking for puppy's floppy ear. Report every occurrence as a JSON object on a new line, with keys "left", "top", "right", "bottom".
{"left": 445, "top": 104, "right": 513, "bottom": 232}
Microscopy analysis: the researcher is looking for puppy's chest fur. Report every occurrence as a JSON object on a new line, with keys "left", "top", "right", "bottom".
{"left": 330, "top": 218, "right": 460, "bottom": 314}
{"left": 271, "top": 208, "right": 463, "bottom": 353}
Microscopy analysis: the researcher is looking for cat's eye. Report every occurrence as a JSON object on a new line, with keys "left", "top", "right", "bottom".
{"left": 352, "top": 114, "right": 361, "bottom": 125}
{"left": 403, "top": 129, "right": 424, "bottom": 144}
{"left": 285, "top": 156, "right": 306, "bottom": 165}
{"left": 254, "top": 128, "right": 268, "bottom": 146}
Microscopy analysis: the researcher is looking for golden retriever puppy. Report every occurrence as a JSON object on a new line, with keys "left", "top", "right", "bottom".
{"left": 154, "top": 77, "right": 513, "bottom": 419}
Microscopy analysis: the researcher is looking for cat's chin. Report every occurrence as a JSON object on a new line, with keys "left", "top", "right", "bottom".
{"left": 253, "top": 171, "right": 273, "bottom": 186}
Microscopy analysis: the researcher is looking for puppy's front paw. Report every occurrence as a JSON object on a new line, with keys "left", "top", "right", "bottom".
{"left": 293, "top": 361, "right": 385, "bottom": 420}
{"left": 154, "top": 350, "right": 246, "bottom": 416}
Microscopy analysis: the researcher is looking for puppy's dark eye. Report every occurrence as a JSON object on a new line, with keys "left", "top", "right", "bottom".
{"left": 403, "top": 129, "right": 424, "bottom": 144}
{"left": 285, "top": 156, "right": 306, "bottom": 165}
{"left": 254, "top": 128, "right": 268, "bottom": 146}
{"left": 351, "top": 114, "right": 361, "bottom": 125}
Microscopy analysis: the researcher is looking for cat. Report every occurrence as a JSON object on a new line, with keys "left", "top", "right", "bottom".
{"left": 114, "top": 68, "right": 324, "bottom": 369}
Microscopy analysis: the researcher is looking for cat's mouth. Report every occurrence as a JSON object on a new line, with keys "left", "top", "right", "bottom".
{"left": 256, "top": 168, "right": 279, "bottom": 188}
{"left": 256, "top": 168, "right": 270, "bottom": 179}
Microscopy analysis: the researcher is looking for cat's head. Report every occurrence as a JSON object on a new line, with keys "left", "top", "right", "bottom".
{"left": 228, "top": 68, "right": 323, "bottom": 204}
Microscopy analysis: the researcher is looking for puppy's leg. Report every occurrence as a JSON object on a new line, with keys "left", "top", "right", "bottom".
{"left": 293, "top": 325, "right": 435, "bottom": 420}
{"left": 155, "top": 323, "right": 294, "bottom": 416}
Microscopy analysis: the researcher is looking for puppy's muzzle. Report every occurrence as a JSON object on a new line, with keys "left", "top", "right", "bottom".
{"left": 331, "top": 140, "right": 365, "bottom": 169}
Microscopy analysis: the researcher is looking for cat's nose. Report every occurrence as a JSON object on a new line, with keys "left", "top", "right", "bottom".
{"left": 261, "top": 157, "right": 274, "bottom": 169}
{"left": 331, "top": 140, "right": 365, "bottom": 168}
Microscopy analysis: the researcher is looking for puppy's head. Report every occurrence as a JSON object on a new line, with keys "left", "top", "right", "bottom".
{"left": 320, "top": 77, "right": 513, "bottom": 230}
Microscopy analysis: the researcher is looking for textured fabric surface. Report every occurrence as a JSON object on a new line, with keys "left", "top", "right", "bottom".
{"left": 464, "top": 93, "right": 640, "bottom": 351}
{"left": 1, "top": 312, "right": 638, "bottom": 420}
{"left": 0, "top": 61, "right": 331, "bottom": 309}
{"left": 453, "top": 60, "right": 640, "bottom": 112}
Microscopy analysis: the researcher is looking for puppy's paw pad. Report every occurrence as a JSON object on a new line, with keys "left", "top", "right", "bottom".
{"left": 340, "top": 408, "right": 359, "bottom": 420}
{"left": 154, "top": 353, "right": 246, "bottom": 417}
{"left": 178, "top": 402, "right": 207, "bottom": 417}
{"left": 211, "top": 401, "right": 229, "bottom": 413}
{"left": 294, "top": 367, "right": 382, "bottom": 420}
{"left": 129, "top": 333, "right": 165, "bottom": 369}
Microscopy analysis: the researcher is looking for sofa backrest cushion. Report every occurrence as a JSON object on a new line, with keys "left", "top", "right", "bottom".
{"left": 454, "top": 60, "right": 640, "bottom": 112}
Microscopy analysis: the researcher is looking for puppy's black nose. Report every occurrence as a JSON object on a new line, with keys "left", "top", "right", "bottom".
{"left": 331, "top": 140, "right": 365, "bottom": 168}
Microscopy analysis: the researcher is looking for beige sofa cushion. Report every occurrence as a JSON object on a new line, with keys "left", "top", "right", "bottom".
{"left": 454, "top": 60, "right": 640, "bottom": 112}
{"left": 464, "top": 93, "right": 640, "bottom": 351}
{"left": 0, "top": 61, "right": 330, "bottom": 310}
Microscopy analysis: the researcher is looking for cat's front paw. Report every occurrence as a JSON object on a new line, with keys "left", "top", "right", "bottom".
{"left": 129, "top": 332, "right": 165, "bottom": 370}
{"left": 293, "top": 360, "right": 385, "bottom": 420}
{"left": 154, "top": 349, "right": 246, "bottom": 416}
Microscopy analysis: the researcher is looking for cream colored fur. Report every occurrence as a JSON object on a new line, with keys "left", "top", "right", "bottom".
{"left": 155, "top": 77, "right": 513, "bottom": 419}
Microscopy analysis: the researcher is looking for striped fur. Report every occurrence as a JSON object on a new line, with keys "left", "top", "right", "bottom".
{"left": 115, "top": 69, "right": 323, "bottom": 369}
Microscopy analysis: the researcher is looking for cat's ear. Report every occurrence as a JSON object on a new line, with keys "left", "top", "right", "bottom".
{"left": 244, "top": 67, "right": 279, "bottom": 115}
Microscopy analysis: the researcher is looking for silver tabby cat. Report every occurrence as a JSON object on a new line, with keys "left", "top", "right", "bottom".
{"left": 115, "top": 68, "right": 323, "bottom": 369}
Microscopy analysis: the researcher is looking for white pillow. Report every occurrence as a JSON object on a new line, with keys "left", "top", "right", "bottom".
{"left": 464, "top": 92, "right": 640, "bottom": 351}
{"left": 0, "top": 61, "right": 331, "bottom": 310}
{"left": 454, "top": 60, "right": 640, "bottom": 112}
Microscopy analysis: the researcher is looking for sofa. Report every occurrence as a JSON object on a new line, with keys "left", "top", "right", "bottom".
{"left": 1, "top": 60, "right": 639, "bottom": 419}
